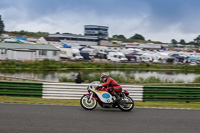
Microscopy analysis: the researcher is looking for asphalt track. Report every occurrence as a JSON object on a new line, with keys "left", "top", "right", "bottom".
{"left": 0, "top": 103, "right": 200, "bottom": 133}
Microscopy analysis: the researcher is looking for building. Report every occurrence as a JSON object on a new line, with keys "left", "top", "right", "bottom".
{"left": 84, "top": 25, "right": 109, "bottom": 41}
{"left": 124, "top": 43, "right": 161, "bottom": 50}
{"left": 124, "top": 43, "right": 140, "bottom": 48}
{"left": 1, "top": 34, "right": 10, "bottom": 39}
{"left": 138, "top": 43, "right": 161, "bottom": 50}
{"left": 48, "top": 33, "right": 98, "bottom": 46}
{"left": 0, "top": 43, "right": 60, "bottom": 61}
{"left": 48, "top": 25, "right": 109, "bottom": 46}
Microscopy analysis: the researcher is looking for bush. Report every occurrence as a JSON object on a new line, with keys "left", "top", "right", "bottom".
{"left": 193, "top": 77, "right": 200, "bottom": 83}
{"left": 0, "top": 60, "right": 200, "bottom": 72}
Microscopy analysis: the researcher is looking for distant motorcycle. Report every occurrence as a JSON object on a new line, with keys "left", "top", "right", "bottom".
{"left": 80, "top": 81, "right": 134, "bottom": 111}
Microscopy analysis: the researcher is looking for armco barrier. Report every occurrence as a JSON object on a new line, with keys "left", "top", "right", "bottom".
{"left": 143, "top": 86, "right": 200, "bottom": 102}
{"left": 0, "top": 81, "right": 43, "bottom": 98}
{"left": 1, "top": 81, "right": 200, "bottom": 102}
{"left": 42, "top": 82, "right": 144, "bottom": 101}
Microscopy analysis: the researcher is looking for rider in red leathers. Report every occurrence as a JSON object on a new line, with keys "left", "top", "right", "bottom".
{"left": 98, "top": 73, "right": 122, "bottom": 103}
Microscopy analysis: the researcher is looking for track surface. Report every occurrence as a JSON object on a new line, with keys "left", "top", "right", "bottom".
{"left": 0, "top": 103, "right": 200, "bottom": 133}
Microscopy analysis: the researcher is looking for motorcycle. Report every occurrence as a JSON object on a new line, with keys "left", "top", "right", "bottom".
{"left": 80, "top": 81, "right": 134, "bottom": 111}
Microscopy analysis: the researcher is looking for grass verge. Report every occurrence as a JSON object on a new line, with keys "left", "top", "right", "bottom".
{"left": 0, "top": 96, "right": 200, "bottom": 109}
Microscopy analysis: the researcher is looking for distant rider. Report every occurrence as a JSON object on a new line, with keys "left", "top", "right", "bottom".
{"left": 98, "top": 73, "right": 122, "bottom": 103}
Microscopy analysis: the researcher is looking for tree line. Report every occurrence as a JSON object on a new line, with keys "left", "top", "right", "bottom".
{"left": 111, "top": 34, "right": 200, "bottom": 45}
{"left": 8, "top": 30, "right": 49, "bottom": 37}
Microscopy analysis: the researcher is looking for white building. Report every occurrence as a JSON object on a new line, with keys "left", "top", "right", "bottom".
{"left": 1, "top": 34, "right": 10, "bottom": 39}
{"left": 0, "top": 43, "right": 60, "bottom": 61}
{"left": 48, "top": 33, "right": 98, "bottom": 46}
{"left": 138, "top": 43, "right": 161, "bottom": 50}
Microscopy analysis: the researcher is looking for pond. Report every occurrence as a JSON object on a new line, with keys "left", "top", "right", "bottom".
{"left": 0, "top": 69, "right": 200, "bottom": 83}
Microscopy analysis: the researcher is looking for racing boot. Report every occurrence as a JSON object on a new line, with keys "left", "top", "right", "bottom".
{"left": 113, "top": 92, "right": 120, "bottom": 104}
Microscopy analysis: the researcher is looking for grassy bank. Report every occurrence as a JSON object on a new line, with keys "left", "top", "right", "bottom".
{"left": 59, "top": 75, "right": 184, "bottom": 84}
{"left": 59, "top": 73, "right": 200, "bottom": 85}
{"left": 0, "top": 60, "right": 200, "bottom": 84}
{"left": 0, "top": 96, "right": 200, "bottom": 109}
{"left": 0, "top": 59, "right": 200, "bottom": 71}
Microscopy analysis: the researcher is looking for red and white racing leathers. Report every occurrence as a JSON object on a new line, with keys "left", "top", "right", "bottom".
{"left": 101, "top": 77, "right": 122, "bottom": 94}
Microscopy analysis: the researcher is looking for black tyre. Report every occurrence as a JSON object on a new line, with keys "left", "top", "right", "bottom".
{"left": 118, "top": 96, "right": 134, "bottom": 111}
{"left": 80, "top": 95, "right": 97, "bottom": 110}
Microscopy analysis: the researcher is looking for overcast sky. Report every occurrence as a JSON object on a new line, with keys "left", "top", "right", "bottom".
{"left": 0, "top": 0, "right": 200, "bottom": 43}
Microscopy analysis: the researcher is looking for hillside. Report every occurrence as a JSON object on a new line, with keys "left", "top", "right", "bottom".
{"left": 2, "top": 31, "right": 49, "bottom": 38}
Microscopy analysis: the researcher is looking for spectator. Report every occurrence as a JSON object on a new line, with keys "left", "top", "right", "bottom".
{"left": 75, "top": 72, "right": 83, "bottom": 84}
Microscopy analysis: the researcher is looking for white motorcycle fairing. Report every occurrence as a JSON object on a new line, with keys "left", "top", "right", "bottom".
{"left": 80, "top": 81, "right": 134, "bottom": 111}
{"left": 90, "top": 89, "right": 113, "bottom": 103}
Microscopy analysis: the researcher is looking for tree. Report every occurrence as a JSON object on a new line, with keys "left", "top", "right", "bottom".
{"left": 112, "top": 34, "right": 126, "bottom": 39}
{"left": 194, "top": 35, "right": 200, "bottom": 44}
{"left": 130, "top": 34, "right": 145, "bottom": 40}
{"left": 188, "top": 41, "right": 195, "bottom": 45}
{"left": 112, "top": 35, "right": 118, "bottom": 39}
{"left": 19, "top": 30, "right": 26, "bottom": 35}
{"left": 171, "top": 39, "right": 178, "bottom": 44}
{"left": 179, "top": 39, "right": 186, "bottom": 45}
{"left": 118, "top": 35, "right": 126, "bottom": 39}
{"left": 0, "top": 15, "right": 5, "bottom": 33}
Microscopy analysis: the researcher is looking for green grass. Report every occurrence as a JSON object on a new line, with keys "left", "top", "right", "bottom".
{"left": 0, "top": 60, "right": 200, "bottom": 71}
{"left": 0, "top": 96, "right": 80, "bottom": 105}
{"left": 136, "top": 101, "right": 200, "bottom": 109}
{"left": 0, "top": 96, "right": 199, "bottom": 109}
{"left": 59, "top": 74, "right": 186, "bottom": 84}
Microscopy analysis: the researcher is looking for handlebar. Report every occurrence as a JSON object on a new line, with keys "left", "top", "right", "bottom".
{"left": 95, "top": 86, "right": 101, "bottom": 90}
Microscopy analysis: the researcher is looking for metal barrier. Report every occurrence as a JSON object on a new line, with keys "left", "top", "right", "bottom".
{"left": 0, "top": 81, "right": 43, "bottom": 98}
{"left": 1, "top": 81, "right": 200, "bottom": 102}
{"left": 143, "top": 86, "right": 200, "bottom": 102}
{"left": 42, "top": 82, "right": 144, "bottom": 101}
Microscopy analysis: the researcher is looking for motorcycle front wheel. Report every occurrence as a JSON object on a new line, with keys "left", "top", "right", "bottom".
{"left": 118, "top": 96, "right": 134, "bottom": 111}
{"left": 80, "top": 95, "right": 97, "bottom": 110}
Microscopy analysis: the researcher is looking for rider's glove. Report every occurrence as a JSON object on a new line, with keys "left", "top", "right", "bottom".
{"left": 96, "top": 85, "right": 102, "bottom": 90}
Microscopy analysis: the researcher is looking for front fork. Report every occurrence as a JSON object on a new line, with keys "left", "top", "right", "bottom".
{"left": 88, "top": 92, "right": 93, "bottom": 103}
{"left": 122, "top": 93, "right": 128, "bottom": 102}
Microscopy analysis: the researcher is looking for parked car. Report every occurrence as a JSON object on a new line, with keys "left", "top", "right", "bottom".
{"left": 137, "top": 56, "right": 152, "bottom": 62}
{"left": 80, "top": 51, "right": 91, "bottom": 60}
{"left": 107, "top": 52, "right": 127, "bottom": 62}
{"left": 95, "top": 52, "right": 107, "bottom": 59}
{"left": 81, "top": 47, "right": 97, "bottom": 56}
{"left": 59, "top": 48, "right": 83, "bottom": 60}
{"left": 125, "top": 54, "right": 137, "bottom": 62}
{"left": 170, "top": 54, "right": 185, "bottom": 62}
{"left": 190, "top": 61, "right": 198, "bottom": 66}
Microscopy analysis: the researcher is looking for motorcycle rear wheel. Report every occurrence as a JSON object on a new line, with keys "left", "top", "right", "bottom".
{"left": 118, "top": 96, "right": 134, "bottom": 111}
{"left": 80, "top": 95, "right": 97, "bottom": 110}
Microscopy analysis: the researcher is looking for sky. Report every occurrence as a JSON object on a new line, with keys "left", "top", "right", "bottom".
{"left": 0, "top": 0, "right": 200, "bottom": 43}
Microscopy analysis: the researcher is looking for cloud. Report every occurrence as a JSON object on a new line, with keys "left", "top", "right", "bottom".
{"left": 0, "top": 0, "right": 200, "bottom": 43}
